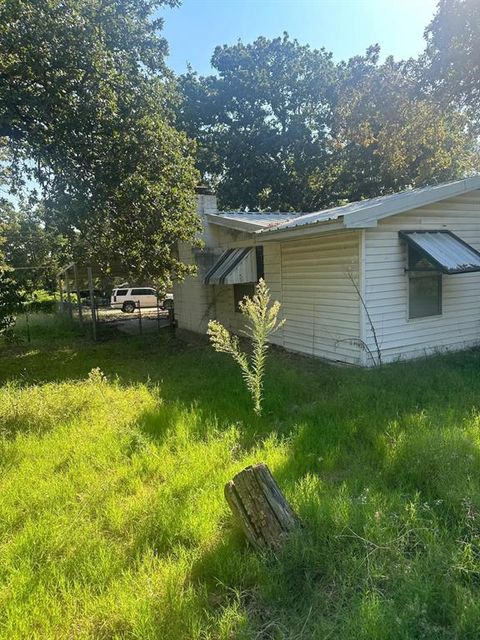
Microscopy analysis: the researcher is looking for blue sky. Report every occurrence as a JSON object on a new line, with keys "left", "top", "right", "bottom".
{"left": 159, "top": 0, "right": 439, "bottom": 76}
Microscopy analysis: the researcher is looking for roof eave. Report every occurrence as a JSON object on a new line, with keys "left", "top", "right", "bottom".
{"left": 344, "top": 177, "right": 480, "bottom": 228}
{"left": 205, "top": 213, "right": 262, "bottom": 233}
{"left": 258, "top": 219, "right": 347, "bottom": 241}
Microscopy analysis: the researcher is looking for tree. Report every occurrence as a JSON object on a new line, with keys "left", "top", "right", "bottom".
{"left": 179, "top": 34, "right": 338, "bottom": 211}
{"left": 0, "top": 0, "right": 200, "bottom": 285}
{"left": 0, "top": 221, "right": 22, "bottom": 338}
{"left": 330, "top": 47, "right": 476, "bottom": 203}
{"left": 179, "top": 36, "right": 478, "bottom": 212}
{"left": 423, "top": 0, "right": 480, "bottom": 122}
{"left": 0, "top": 200, "right": 68, "bottom": 293}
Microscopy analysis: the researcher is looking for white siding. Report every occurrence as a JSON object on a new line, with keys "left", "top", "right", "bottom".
{"left": 173, "top": 242, "right": 214, "bottom": 333}
{"left": 276, "top": 231, "right": 362, "bottom": 364}
{"left": 364, "top": 190, "right": 480, "bottom": 363}
{"left": 173, "top": 194, "right": 217, "bottom": 333}
{"left": 212, "top": 242, "right": 284, "bottom": 336}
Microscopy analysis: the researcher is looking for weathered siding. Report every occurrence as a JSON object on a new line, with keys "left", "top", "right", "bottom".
{"left": 173, "top": 242, "right": 214, "bottom": 333}
{"left": 211, "top": 241, "right": 283, "bottom": 336}
{"left": 276, "top": 231, "right": 362, "bottom": 364}
{"left": 364, "top": 190, "right": 480, "bottom": 363}
{"left": 173, "top": 194, "right": 217, "bottom": 333}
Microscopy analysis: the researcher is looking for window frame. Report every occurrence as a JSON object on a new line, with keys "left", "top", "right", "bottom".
{"left": 130, "top": 288, "right": 156, "bottom": 296}
{"left": 406, "top": 245, "right": 443, "bottom": 321}
{"left": 233, "top": 283, "right": 255, "bottom": 313}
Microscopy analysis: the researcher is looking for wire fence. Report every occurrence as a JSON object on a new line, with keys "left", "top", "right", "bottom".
{"left": 13, "top": 262, "right": 176, "bottom": 343}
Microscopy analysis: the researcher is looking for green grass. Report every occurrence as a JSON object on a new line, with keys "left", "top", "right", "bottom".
{"left": 2, "top": 315, "right": 480, "bottom": 638}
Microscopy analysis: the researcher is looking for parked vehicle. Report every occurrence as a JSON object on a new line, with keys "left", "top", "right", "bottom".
{"left": 111, "top": 287, "right": 174, "bottom": 313}
{"left": 111, "top": 287, "right": 158, "bottom": 313}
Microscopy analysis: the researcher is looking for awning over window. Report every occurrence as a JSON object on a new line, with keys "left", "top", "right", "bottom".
{"left": 399, "top": 230, "right": 480, "bottom": 274}
{"left": 204, "top": 248, "right": 256, "bottom": 285}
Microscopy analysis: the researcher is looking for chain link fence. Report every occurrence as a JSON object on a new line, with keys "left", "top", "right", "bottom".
{"left": 55, "top": 264, "right": 175, "bottom": 340}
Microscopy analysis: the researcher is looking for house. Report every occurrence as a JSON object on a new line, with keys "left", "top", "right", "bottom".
{"left": 173, "top": 177, "right": 480, "bottom": 366}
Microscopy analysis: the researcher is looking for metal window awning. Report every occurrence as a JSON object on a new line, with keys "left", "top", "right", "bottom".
{"left": 399, "top": 230, "right": 480, "bottom": 274}
{"left": 204, "top": 247, "right": 256, "bottom": 285}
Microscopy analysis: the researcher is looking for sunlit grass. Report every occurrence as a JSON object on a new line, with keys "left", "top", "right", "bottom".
{"left": 2, "top": 314, "right": 480, "bottom": 638}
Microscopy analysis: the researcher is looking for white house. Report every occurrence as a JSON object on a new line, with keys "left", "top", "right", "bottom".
{"left": 173, "top": 177, "right": 480, "bottom": 366}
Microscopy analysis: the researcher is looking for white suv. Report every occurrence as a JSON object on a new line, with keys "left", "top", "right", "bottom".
{"left": 111, "top": 287, "right": 158, "bottom": 313}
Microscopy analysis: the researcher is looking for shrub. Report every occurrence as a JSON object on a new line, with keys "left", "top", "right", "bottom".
{"left": 207, "top": 279, "right": 284, "bottom": 415}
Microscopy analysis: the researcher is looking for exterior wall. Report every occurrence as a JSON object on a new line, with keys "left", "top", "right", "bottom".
{"left": 173, "top": 194, "right": 217, "bottom": 333}
{"left": 211, "top": 241, "right": 283, "bottom": 336}
{"left": 173, "top": 242, "right": 214, "bottom": 333}
{"left": 364, "top": 190, "right": 480, "bottom": 363}
{"left": 272, "top": 231, "right": 362, "bottom": 364}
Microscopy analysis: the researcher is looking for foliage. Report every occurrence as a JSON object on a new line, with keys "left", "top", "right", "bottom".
{"left": 423, "top": 0, "right": 480, "bottom": 125}
{"left": 207, "top": 279, "right": 284, "bottom": 414}
{"left": 179, "top": 35, "right": 478, "bottom": 212}
{"left": 0, "top": 0, "right": 200, "bottom": 285}
{"left": 0, "top": 221, "right": 23, "bottom": 338}
{"left": 0, "top": 269, "right": 21, "bottom": 338}
{"left": 179, "top": 34, "right": 337, "bottom": 211}
{"left": 4, "top": 322, "right": 480, "bottom": 637}
{"left": 330, "top": 46, "right": 476, "bottom": 203}
{"left": 0, "top": 200, "right": 68, "bottom": 293}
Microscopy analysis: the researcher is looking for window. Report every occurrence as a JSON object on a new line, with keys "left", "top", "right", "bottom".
{"left": 116, "top": 289, "right": 128, "bottom": 297}
{"left": 407, "top": 245, "right": 442, "bottom": 319}
{"left": 131, "top": 288, "right": 155, "bottom": 296}
{"left": 256, "top": 246, "right": 264, "bottom": 280}
{"left": 234, "top": 283, "right": 255, "bottom": 312}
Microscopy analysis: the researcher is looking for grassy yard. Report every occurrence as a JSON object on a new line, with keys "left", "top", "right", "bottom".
{"left": 2, "top": 314, "right": 480, "bottom": 638}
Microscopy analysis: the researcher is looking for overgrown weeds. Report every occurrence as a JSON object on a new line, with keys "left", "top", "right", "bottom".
{"left": 2, "top": 318, "right": 480, "bottom": 638}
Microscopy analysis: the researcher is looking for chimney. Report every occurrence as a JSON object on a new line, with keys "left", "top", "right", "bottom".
{"left": 196, "top": 184, "right": 217, "bottom": 216}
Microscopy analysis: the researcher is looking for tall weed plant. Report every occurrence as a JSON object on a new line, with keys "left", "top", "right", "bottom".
{"left": 207, "top": 279, "right": 284, "bottom": 415}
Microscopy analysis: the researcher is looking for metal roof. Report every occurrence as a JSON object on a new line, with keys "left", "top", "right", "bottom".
{"left": 400, "top": 230, "right": 480, "bottom": 274}
{"left": 206, "top": 211, "right": 301, "bottom": 231}
{"left": 259, "top": 176, "right": 480, "bottom": 237}
{"left": 204, "top": 247, "right": 255, "bottom": 285}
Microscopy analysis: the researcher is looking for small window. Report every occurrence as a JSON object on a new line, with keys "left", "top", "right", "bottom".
{"left": 256, "top": 246, "right": 264, "bottom": 280}
{"left": 116, "top": 289, "right": 128, "bottom": 296}
{"left": 407, "top": 245, "right": 442, "bottom": 319}
{"left": 234, "top": 283, "right": 255, "bottom": 312}
{"left": 131, "top": 288, "right": 155, "bottom": 296}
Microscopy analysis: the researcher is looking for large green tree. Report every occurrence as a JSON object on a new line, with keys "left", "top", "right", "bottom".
{"left": 179, "top": 34, "right": 338, "bottom": 211}
{"left": 0, "top": 0, "right": 200, "bottom": 284}
{"left": 330, "top": 46, "right": 476, "bottom": 203}
{"left": 180, "top": 36, "right": 477, "bottom": 212}
{"left": 423, "top": 0, "right": 480, "bottom": 122}
{"left": 0, "top": 200, "right": 68, "bottom": 293}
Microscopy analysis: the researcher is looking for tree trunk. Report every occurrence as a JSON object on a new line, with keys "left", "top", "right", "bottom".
{"left": 224, "top": 463, "right": 300, "bottom": 552}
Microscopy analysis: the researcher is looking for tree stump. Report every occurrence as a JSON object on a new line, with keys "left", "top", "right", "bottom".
{"left": 224, "top": 463, "right": 300, "bottom": 552}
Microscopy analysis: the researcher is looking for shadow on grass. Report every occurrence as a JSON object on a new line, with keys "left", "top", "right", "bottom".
{"left": 5, "top": 327, "right": 480, "bottom": 636}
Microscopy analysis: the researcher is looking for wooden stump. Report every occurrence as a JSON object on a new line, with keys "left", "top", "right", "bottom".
{"left": 224, "top": 463, "right": 299, "bottom": 552}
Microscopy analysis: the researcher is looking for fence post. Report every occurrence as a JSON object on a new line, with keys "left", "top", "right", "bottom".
{"left": 65, "top": 269, "right": 73, "bottom": 320}
{"left": 73, "top": 263, "right": 83, "bottom": 325}
{"left": 58, "top": 276, "right": 64, "bottom": 313}
{"left": 87, "top": 267, "right": 97, "bottom": 341}
{"left": 156, "top": 296, "right": 160, "bottom": 332}
{"left": 138, "top": 300, "right": 143, "bottom": 335}
{"left": 25, "top": 303, "right": 31, "bottom": 343}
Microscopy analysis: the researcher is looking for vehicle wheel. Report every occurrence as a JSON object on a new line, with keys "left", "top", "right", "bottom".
{"left": 122, "top": 301, "right": 136, "bottom": 313}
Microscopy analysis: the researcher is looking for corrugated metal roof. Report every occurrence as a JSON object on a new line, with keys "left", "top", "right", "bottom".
{"left": 259, "top": 177, "right": 480, "bottom": 236}
{"left": 400, "top": 230, "right": 480, "bottom": 274}
{"left": 204, "top": 248, "right": 256, "bottom": 284}
{"left": 207, "top": 211, "right": 301, "bottom": 230}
